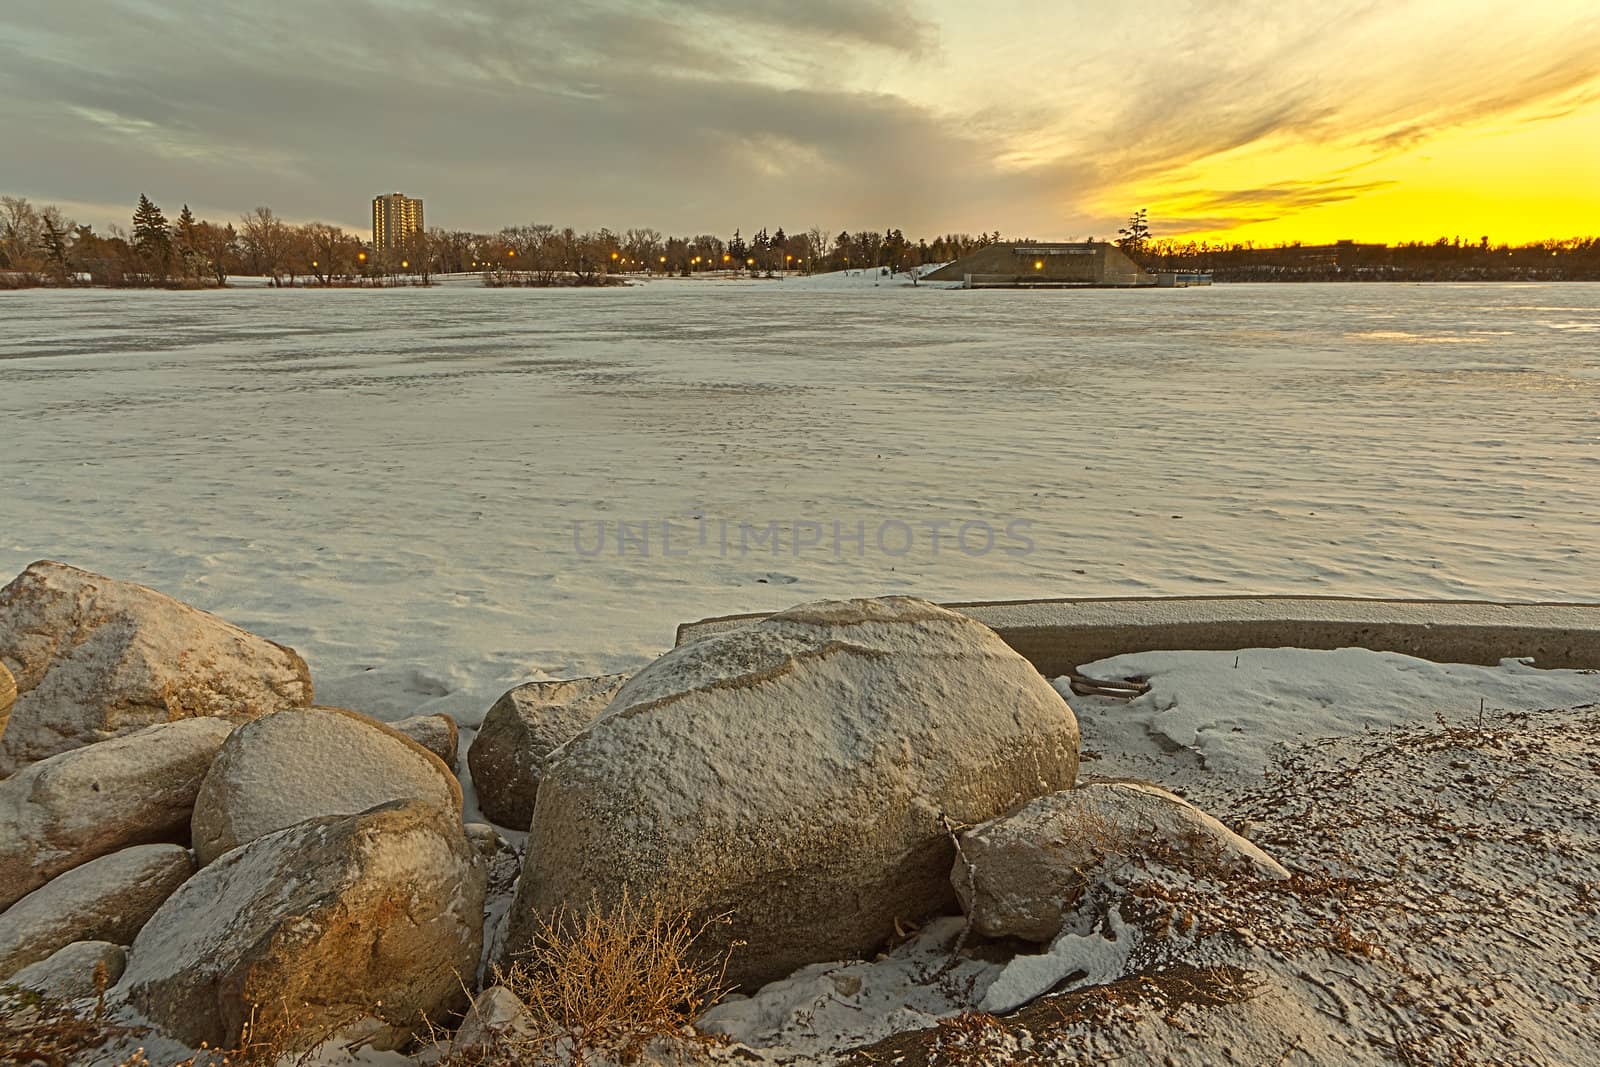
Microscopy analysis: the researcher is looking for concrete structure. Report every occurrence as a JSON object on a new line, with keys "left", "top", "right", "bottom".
{"left": 371, "top": 193, "right": 424, "bottom": 251}
{"left": 1156, "top": 271, "right": 1212, "bottom": 287}
{"left": 676, "top": 596, "right": 1600, "bottom": 676}
{"left": 923, "top": 242, "right": 1151, "bottom": 288}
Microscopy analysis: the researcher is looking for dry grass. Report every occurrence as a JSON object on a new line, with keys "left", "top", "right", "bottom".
{"left": 0, "top": 989, "right": 119, "bottom": 1067}
{"left": 113, "top": 1005, "right": 316, "bottom": 1067}
{"left": 0, "top": 961, "right": 126, "bottom": 1066}
{"left": 446, "top": 890, "right": 737, "bottom": 1067}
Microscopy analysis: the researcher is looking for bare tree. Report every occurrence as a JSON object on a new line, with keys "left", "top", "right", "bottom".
{"left": 1, "top": 196, "right": 43, "bottom": 273}
{"left": 240, "top": 206, "right": 289, "bottom": 286}
{"left": 191, "top": 221, "right": 238, "bottom": 286}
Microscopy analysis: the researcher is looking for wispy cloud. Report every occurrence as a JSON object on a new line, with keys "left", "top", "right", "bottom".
{"left": 0, "top": 0, "right": 1595, "bottom": 237}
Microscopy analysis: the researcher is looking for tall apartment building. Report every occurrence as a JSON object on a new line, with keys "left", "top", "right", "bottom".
{"left": 371, "top": 192, "right": 424, "bottom": 250}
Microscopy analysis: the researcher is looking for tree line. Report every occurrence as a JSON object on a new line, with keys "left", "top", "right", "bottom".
{"left": 1134, "top": 235, "right": 1600, "bottom": 282}
{"left": 1111, "top": 208, "right": 1600, "bottom": 282}
{"left": 0, "top": 192, "right": 1013, "bottom": 289}
{"left": 6, "top": 193, "right": 1597, "bottom": 288}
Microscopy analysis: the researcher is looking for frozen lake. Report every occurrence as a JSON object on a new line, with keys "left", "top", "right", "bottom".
{"left": 2, "top": 280, "right": 1597, "bottom": 722}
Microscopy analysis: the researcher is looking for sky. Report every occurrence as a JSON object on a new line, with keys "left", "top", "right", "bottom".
{"left": 2, "top": 0, "right": 1597, "bottom": 245}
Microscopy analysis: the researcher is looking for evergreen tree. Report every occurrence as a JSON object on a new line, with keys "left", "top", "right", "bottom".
{"left": 132, "top": 194, "right": 172, "bottom": 278}
{"left": 38, "top": 213, "right": 70, "bottom": 281}
{"left": 175, "top": 205, "right": 198, "bottom": 251}
{"left": 1116, "top": 209, "right": 1151, "bottom": 257}
{"left": 175, "top": 204, "right": 201, "bottom": 279}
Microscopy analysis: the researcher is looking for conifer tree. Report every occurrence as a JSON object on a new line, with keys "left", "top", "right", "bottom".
{"left": 175, "top": 204, "right": 197, "bottom": 251}
{"left": 175, "top": 204, "right": 200, "bottom": 279}
{"left": 1116, "top": 209, "right": 1151, "bottom": 257}
{"left": 132, "top": 194, "right": 172, "bottom": 279}
{"left": 38, "top": 212, "right": 70, "bottom": 282}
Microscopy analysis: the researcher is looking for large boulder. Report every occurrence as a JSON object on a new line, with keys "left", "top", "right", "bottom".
{"left": 507, "top": 597, "right": 1080, "bottom": 988}
{"left": 954, "top": 782, "right": 1291, "bottom": 942}
{"left": 468, "top": 674, "right": 627, "bottom": 831}
{"left": 0, "top": 661, "right": 14, "bottom": 744}
{"left": 392, "top": 713, "right": 461, "bottom": 771}
{"left": 191, "top": 706, "right": 462, "bottom": 865}
{"left": 122, "top": 799, "right": 486, "bottom": 1052}
{"left": 0, "top": 843, "right": 192, "bottom": 977}
{"left": 4, "top": 941, "right": 126, "bottom": 1002}
{"left": 0, "top": 561, "right": 312, "bottom": 774}
{"left": 0, "top": 718, "right": 232, "bottom": 911}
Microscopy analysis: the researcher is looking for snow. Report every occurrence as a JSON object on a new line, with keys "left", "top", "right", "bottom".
{"left": 697, "top": 915, "right": 1138, "bottom": 1062}
{"left": 978, "top": 910, "right": 1137, "bottom": 1014}
{"left": 775, "top": 264, "right": 954, "bottom": 289}
{"left": 1064, "top": 646, "right": 1600, "bottom": 790}
{"left": 7, "top": 283, "right": 1595, "bottom": 726}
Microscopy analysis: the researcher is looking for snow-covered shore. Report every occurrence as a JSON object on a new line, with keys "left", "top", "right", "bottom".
{"left": 3, "top": 562, "right": 1597, "bottom": 1066}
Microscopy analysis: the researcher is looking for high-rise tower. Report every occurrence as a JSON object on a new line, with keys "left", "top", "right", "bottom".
{"left": 371, "top": 193, "right": 424, "bottom": 250}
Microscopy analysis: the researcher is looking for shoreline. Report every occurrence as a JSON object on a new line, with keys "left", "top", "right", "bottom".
{"left": 3, "top": 564, "right": 1598, "bottom": 1064}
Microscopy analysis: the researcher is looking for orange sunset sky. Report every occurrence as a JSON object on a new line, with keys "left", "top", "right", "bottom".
{"left": 3, "top": 0, "right": 1597, "bottom": 243}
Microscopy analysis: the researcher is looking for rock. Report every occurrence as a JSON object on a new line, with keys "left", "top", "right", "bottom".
{"left": 391, "top": 713, "right": 460, "bottom": 771}
{"left": 464, "top": 823, "right": 520, "bottom": 900}
{"left": 507, "top": 597, "right": 1080, "bottom": 989}
{"left": 0, "top": 661, "right": 15, "bottom": 744}
{"left": 0, "top": 560, "right": 312, "bottom": 774}
{"left": 0, "top": 718, "right": 232, "bottom": 911}
{"left": 122, "top": 798, "right": 486, "bottom": 1053}
{"left": 954, "top": 783, "right": 1291, "bottom": 942}
{"left": 190, "top": 706, "right": 462, "bottom": 865}
{"left": 467, "top": 674, "right": 627, "bottom": 831}
{"left": 0, "top": 843, "right": 192, "bottom": 977}
{"left": 466, "top": 822, "right": 522, "bottom": 980}
{"left": 4, "top": 941, "right": 126, "bottom": 1002}
{"left": 451, "top": 985, "right": 537, "bottom": 1054}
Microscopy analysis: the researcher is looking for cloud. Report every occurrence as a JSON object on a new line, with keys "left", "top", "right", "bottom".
{"left": 1170, "top": 178, "right": 1400, "bottom": 214}
{"left": 0, "top": 0, "right": 1596, "bottom": 238}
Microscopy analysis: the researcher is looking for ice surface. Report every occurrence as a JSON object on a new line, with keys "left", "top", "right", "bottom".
{"left": 2, "top": 282, "right": 1598, "bottom": 723}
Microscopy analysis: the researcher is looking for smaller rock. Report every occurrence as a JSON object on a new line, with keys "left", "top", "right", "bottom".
{"left": 4, "top": 941, "right": 126, "bottom": 1002}
{"left": 392, "top": 713, "right": 460, "bottom": 771}
{"left": 955, "top": 783, "right": 1290, "bottom": 942}
{"left": 191, "top": 706, "right": 462, "bottom": 865}
{"left": 452, "top": 985, "right": 537, "bottom": 1054}
{"left": 467, "top": 675, "right": 626, "bottom": 831}
{"left": 0, "top": 843, "right": 192, "bottom": 977}
{"left": 123, "top": 798, "right": 486, "bottom": 1053}
{"left": 464, "top": 823, "right": 521, "bottom": 900}
{"left": 0, "top": 718, "right": 232, "bottom": 911}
